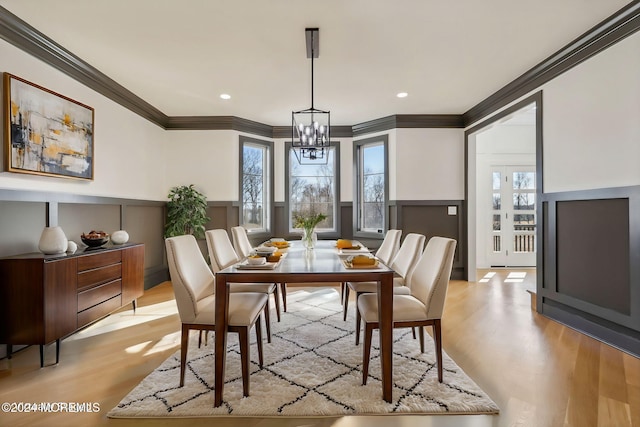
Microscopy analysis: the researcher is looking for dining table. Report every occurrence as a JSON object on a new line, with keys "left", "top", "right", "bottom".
{"left": 213, "top": 239, "right": 396, "bottom": 407}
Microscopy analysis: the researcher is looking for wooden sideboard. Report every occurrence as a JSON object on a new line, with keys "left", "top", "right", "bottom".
{"left": 0, "top": 243, "right": 144, "bottom": 367}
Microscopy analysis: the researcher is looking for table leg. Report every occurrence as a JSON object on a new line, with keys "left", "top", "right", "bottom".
{"left": 378, "top": 271, "right": 393, "bottom": 402}
{"left": 214, "top": 274, "right": 230, "bottom": 407}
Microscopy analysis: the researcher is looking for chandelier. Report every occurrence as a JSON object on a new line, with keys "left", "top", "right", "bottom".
{"left": 292, "top": 28, "right": 330, "bottom": 164}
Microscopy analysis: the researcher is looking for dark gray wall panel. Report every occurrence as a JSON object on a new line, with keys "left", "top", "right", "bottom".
{"left": 556, "top": 198, "right": 630, "bottom": 315}
{"left": 0, "top": 201, "right": 45, "bottom": 257}
{"left": 127, "top": 205, "right": 165, "bottom": 270}
{"left": 58, "top": 203, "right": 120, "bottom": 246}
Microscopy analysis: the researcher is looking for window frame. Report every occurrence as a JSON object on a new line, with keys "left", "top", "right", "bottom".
{"left": 353, "top": 135, "right": 389, "bottom": 240}
{"left": 238, "top": 136, "right": 274, "bottom": 239}
{"left": 285, "top": 141, "right": 341, "bottom": 238}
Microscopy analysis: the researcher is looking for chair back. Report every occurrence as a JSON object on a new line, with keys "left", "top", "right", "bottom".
{"left": 231, "top": 226, "right": 253, "bottom": 259}
{"left": 409, "top": 237, "right": 457, "bottom": 320}
{"left": 375, "top": 229, "right": 402, "bottom": 265}
{"left": 165, "top": 235, "right": 215, "bottom": 323}
{"left": 389, "top": 233, "right": 426, "bottom": 281}
{"left": 205, "top": 229, "right": 240, "bottom": 273}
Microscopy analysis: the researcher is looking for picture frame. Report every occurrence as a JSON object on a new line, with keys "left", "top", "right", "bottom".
{"left": 3, "top": 73, "right": 94, "bottom": 180}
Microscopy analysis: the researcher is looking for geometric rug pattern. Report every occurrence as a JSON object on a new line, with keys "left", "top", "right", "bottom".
{"left": 108, "top": 288, "right": 499, "bottom": 417}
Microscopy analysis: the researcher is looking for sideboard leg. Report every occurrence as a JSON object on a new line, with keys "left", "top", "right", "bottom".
{"left": 7, "top": 344, "right": 12, "bottom": 359}
{"left": 39, "top": 345, "right": 44, "bottom": 368}
{"left": 132, "top": 299, "right": 137, "bottom": 314}
{"left": 55, "top": 339, "right": 60, "bottom": 364}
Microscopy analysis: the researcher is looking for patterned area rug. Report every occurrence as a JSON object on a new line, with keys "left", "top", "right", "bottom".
{"left": 108, "top": 288, "right": 499, "bottom": 417}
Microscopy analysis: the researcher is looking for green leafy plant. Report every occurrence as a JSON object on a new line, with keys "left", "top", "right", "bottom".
{"left": 293, "top": 212, "right": 327, "bottom": 233}
{"left": 164, "top": 184, "right": 210, "bottom": 239}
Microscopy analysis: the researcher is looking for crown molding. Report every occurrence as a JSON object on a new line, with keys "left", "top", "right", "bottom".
{"left": 462, "top": 1, "right": 640, "bottom": 127}
{"left": 2, "top": 3, "right": 639, "bottom": 135}
{"left": 0, "top": 7, "right": 169, "bottom": 128}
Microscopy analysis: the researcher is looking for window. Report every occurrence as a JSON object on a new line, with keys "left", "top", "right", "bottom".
{"left": 239, "top": 137, "right": 273, "bottom": 234}
{"left": 286, "top": 143, "right": 339, "bottom": 234}
{"left": 354, "top": 135, "right": 388, "bottom": 237}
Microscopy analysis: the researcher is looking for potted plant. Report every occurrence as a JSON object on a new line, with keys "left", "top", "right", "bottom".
{"left": 164, "top": 184, "right": 210, "bottom": 239}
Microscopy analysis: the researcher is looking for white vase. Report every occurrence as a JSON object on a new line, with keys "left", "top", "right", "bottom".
{"left": 111, "top": 230, "right": 129, "bottom": 245}
{"left": 67, "top": 240, "right": 78, "bottom": 253}
{"left": 38, "top": 226, "right": 68, "bottom": 255}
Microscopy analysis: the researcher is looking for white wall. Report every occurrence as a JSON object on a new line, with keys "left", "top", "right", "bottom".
{"left": 0, "top": 39, "right": 168, "bottom": 201}
{"left": 542, "top": 30, "right": 640, "bottom": 193}
{"left": 394, "top": 128, "right": 464, "bottom": 200}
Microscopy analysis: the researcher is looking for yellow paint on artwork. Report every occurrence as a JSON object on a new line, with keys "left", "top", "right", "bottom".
{"left": 63, "top": 114, "right": 72, "bottom": 127}
{"left": 11, "top": 101, "right": 19, "bottom": 118}
{"left": 32, "top": 133, "right": 43, "bottom": 145}
{"left": 52, "top": 129, "right": 61, "bottom": 135}
{"left": 43, "top": 144, "right": 78, "bottom": 159}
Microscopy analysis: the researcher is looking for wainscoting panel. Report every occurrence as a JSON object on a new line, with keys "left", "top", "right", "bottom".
{"left": 541, "top": 186, "right": 640, "bottom": 356}
{"left": 58, "top": 203, "right": 121, "bottom": 244}
{"left": 0, "top": 201, "right": 45, "bottom": 258}
{"left": 392, "top": 200, "right": 465, "bottom": 279}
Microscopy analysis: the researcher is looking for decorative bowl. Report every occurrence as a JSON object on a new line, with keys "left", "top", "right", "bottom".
{"left": 247, "top": 256, "right": 267, "bottom": 265}
{"left": 81, "top": 231, "right": 109, "bottom": 247}
{"left": 255, "top": 245, "right": 277, "bottom": 256}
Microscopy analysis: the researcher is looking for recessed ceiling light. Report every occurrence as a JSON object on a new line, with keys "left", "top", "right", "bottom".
{"left": 396, "top": 92, "right": 408, "bottom": 98}
{"left": 220, "top": 94, "right": 231, "bottom": 100}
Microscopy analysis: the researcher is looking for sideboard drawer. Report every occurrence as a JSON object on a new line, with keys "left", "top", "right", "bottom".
{"left": 77, "top": 263, "right": 121, "bottom": 291}
{"left": 77, "top": 250, "right": 122, "bottom": 272}
{"left": 77, "top": 294, "right": 122, "bottom": 328}
{"left": 77, "top": 279, "right": 122, "bottom": 312}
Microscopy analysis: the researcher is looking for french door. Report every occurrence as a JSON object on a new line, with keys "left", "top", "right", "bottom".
{"left": 489, "top": 166, "right": 536, "bottom": 267}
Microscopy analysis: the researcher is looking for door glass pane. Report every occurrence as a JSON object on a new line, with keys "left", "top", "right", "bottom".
{"left": 513, "top": 214, "right": 535, "bottom": 231}
{"left": 493, "top": 236, "right": 501, "bottom": 252}
{"left": 513, "top": 172, "right": 535, "bottom": 190}
{"left": 493, "top": 193, "right": 501, "bottom": 210}
{"left": 492, "top": 172, "right": 501, "bottom": 190}
{"left": 513, "top": 193, "right": 535, "bottom": 210}
{"left": 493, "top": 214, "right": 501, "bottom": 231}
{"left": 513, "top": 234, "right": 535, "bottom": 253}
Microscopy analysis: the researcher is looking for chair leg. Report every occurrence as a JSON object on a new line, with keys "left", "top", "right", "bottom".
{"left": 434, "top": 319, "right": 443, "bottom": 383}
{"left": 263, "top": 303, "right": 272, "bottom": 343}
{"left": 340, "top": 282, "right": 346, "bottom": 304}
{"left": 412, "top": 327, "right": 417, "bottom": 339}
{"left": 273, "top": 285, "right": 281, "bottom": 322}
{"left": 180, "top": 324, "right": 190, "bottom": 387}
{"left": 418, "top": 326, "right": 425, "bottom": 353}
{"left": 343, "top": 286, "right": 350, "bottom": 321}
{"left": 238, "top": 327, "right": 250, "bottom": 397}
{"left": 280, "top": 283, "right": 287, "bottom": 312}
{"left": 355, "top": 292, "right": 363, "bottom": 345}
{"left": 255, "top": 316, "right": 264, "bottom": 368}
{"left": 362, "top": 323, "right": 373, "bottom": 385}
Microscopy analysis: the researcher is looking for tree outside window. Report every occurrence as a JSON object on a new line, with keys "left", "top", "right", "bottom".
{"left": 354, "top": 136, "right": 388, "bottom": 237}
{"left": 240, "top": 138, "right": 272, "bottom": 233}
{"left": 288, "top": 145, "right": 338, "bottom": 233}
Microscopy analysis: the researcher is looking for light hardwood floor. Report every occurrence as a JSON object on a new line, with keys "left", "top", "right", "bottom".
{"left": 1, "top": 270, "right": 638, "bottom": 427}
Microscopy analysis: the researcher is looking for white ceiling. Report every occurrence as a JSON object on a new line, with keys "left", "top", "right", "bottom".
{"left": 0, "top": 0, "right": 632, "bottom": 126}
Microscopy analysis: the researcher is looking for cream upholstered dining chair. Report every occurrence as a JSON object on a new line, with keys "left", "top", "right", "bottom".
{"left": 206, "top": 229, "right": 280, "bottom": 340}
{"left": 343, "top": 233, "right": 426, "bottom": 344}
{"left": 165, "top": 234, "right": 267, "bottom": 396}
{"left": 358, "top": 236, "right": 457, "bottom": 384}
{"left": 231, "top": 226, "right": 288, "bottom": 315}
{"left": 340, "top": 229, "right": 402, "bottom": 305}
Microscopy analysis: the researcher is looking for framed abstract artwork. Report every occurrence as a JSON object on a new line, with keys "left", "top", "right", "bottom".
{"left": 3, "top": 73, "right": 94, "bottom": 180}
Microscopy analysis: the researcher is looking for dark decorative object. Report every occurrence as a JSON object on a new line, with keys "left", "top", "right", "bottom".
{"left": 292, "top": 28, "right": 330, "bottom": 164}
